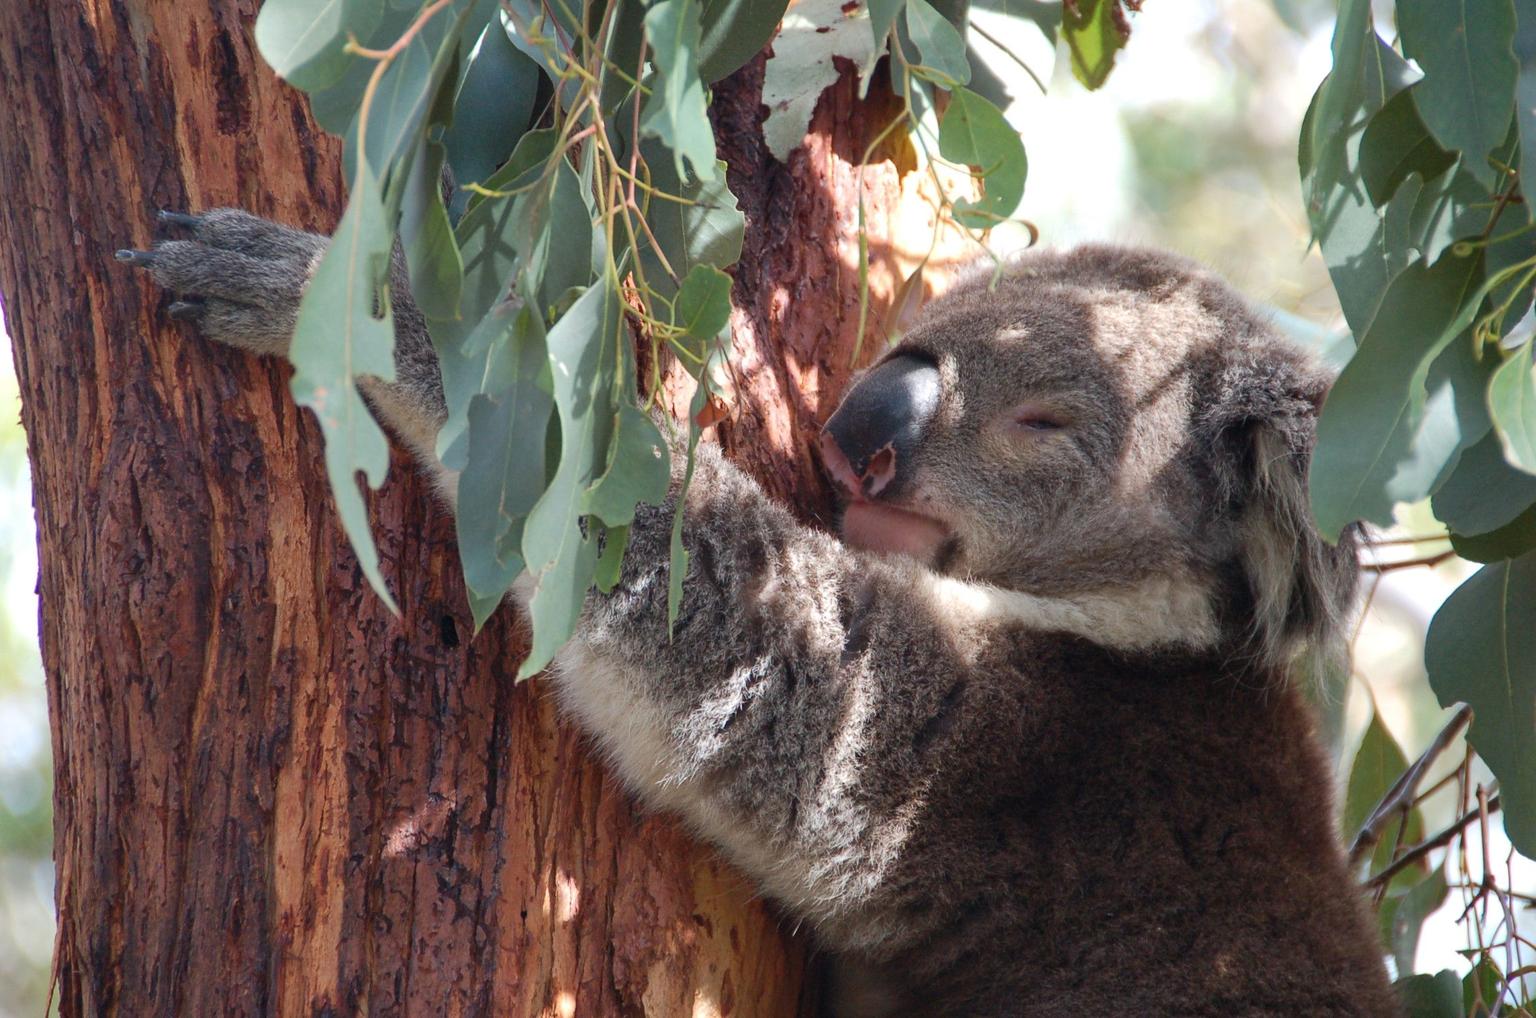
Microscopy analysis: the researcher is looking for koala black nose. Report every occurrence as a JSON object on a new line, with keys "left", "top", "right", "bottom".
{"left": 820, "top": 353, "right": 941, "bottom": 499}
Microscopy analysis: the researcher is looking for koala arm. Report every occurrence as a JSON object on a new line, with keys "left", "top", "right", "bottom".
{"left": 541, "top": 441, "right": 1016, "bottom": 950}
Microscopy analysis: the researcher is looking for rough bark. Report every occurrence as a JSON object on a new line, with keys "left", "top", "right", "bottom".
{"left": 0, "top": 4, "right": 976, "bottom": 1016}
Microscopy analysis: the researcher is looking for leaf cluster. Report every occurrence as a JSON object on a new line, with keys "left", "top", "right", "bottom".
{"left": 251, "top": 0, "right": 1142, "bottom": 673}
{"left": 1303, "top": 0, "right": 1536, "bottom": 1008}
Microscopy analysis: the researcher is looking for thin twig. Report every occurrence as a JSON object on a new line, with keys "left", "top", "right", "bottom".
{"left": 1351, "top": 704, "right": 1473, "bottom": 866}
{"left": 1361, "top": 549, "right": 1456, "bottom": 573}
{"left": 1368, "top": 792, "right": 1503, "bottom": 889}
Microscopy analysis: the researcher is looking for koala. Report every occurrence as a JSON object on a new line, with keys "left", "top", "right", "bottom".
{"left": 122, "top": 211, "right": 1397, "bottom": 1017}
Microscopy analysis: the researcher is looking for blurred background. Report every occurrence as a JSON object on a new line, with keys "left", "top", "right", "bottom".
{"left": 0, "top": 0, "right": 1522, "bottom": 1013}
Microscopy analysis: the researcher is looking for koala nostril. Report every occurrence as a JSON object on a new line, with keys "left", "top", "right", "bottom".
{"left": 863, "top": 446, "right": 897, "bottom": 497}
{"left": 819, "top": 429, "right": 864, "bottom": 496}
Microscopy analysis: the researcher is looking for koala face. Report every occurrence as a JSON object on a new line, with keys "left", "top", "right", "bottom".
{"left": 820, "top": 245, "right": 1356, "bottom": 665}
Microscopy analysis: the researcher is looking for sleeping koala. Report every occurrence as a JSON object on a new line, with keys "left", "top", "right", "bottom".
{"left": 123, "top": 210, "right": 1396, "bottom": 1016}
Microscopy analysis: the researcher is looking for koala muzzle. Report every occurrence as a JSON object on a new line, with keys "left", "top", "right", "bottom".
{"left": 820, "top": 353, "right": 941, "bottom": 500}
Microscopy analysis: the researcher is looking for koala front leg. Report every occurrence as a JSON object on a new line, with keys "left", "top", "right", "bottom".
{"left": 548, "top": 445, "right": 1014, "bottom": 955}
{"left": 121, "top": 209, "right": 452, "bottom": 488}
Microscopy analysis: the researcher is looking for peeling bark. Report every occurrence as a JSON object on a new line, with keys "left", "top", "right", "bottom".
{"left": 0, "top": 4, "right": 977, "bottom": 1016}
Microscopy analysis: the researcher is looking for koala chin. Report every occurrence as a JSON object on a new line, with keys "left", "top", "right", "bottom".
{"left": 129, "top": 211, "right": 1392, "bottom": 1017}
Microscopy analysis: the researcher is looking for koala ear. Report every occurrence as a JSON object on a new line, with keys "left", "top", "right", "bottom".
{"left": 1202, "top": 354, "right": 1359, "bottom": 676}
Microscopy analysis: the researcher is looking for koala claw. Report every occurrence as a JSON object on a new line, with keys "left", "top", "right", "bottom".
{"left": 166, "top": 300, "right": 205, "bottom": 321}
{"left": 115, "top": 248, "right": 156, "bottom": 267}
{"left": 157, "top": 209, "right": 203, "bottom": 230}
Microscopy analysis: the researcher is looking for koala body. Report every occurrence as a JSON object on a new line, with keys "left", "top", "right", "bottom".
{"left": 128, "top": 212, "right": 1396, "bottom": 1016}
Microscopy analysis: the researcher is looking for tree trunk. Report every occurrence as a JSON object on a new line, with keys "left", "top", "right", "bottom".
{"left": 0, "top": 3, "right": 975, "bottom": 1015}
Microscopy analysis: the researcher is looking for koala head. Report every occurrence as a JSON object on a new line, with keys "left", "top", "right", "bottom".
{"left": 819, "top": 244, "right": 1358, "bottom": 672}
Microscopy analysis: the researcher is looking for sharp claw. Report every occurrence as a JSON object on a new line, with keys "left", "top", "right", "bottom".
{"left": 115, "top": 248, "right": 156, "bottom": 267}
{"left": 157, "top": 209, "right": 202, "bottom": 230}
{"left": 167, "top": 300, "right": 205, "bottom": 321}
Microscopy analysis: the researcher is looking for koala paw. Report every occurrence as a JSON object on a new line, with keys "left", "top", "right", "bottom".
{"left": 120, "top": 208, "right": 328, "bottom": 357}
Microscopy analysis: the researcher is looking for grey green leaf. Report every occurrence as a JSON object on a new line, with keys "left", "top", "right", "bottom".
{"left": 1424, "top": 551, "right": 1536, "bottom": 857}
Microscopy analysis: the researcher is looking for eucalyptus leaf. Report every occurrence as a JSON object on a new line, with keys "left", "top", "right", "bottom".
{"left": 1396, "top": 971, "right": 1465, "bottom": 1018}
{"left": 1398, "top": 0, "right": 1518, "bottom": 188}
{"left": 1060, "top": 0, "right": 1127, "bottom": 91}
{"left": 307, "top": 6, "right": 417, "bottom": 133}
{"left": 938, "top": 87, "right": 1026, "bottom": 228}
{"left": 1378, "top": 868, "right": 1447, "bottom": 976}
{"left": 869, "top": 0, "right": 905, "bottom": 45}
{"left": 672, "top": 264, "right": 734, "bottom": 367}
{"left": 1359, "top": 89, "right": 1456, "bottom": 207}
{"left": 636, "top": 146, "right": 745, "bottom": 300}
{"left": 594, "top": 524, "right": 631, "bottom": 594}
{"left": 1489, "top": 338, "right": 1536, "bottom": 473}
{"left": 1344, "top": 701, "right": 1425, "bottom": 889}
{"left": 255, "top": 0, "right": 383, "bottom": 92}
{"left": 905, "top": 0, "right": 971, "bottom": 88}
{"left": 1433, "top": 429, "right": 1536, "bottom": 535}
{"left": 1451, "top": 504, "right": 1536, "bottom": 562}
{"left": 457, "top": 306, "right": 553, "bottom": 627}
{"left": 698, "top": 0, "right": 791, "bottom": 82}
{"left": 288, "top": 160, "right": 399, "bottom": 613}
{"left": 1424, "top": 551, "right": 1536, "bottom": 857}
{"left": 641, "top": 0, "right": 719, "bottom": 181}
{"left": 400, "top": 139, "right": 464, "bottom": 321}
{"left": 1311, "top": 249, "right": 1485, "bottom": 539}
{"left": 443, "top": 17, "right": 541, "bottom": 215}
{"left": 519, "top": 277, "right": 627, "bottom": 677}
{"left": 585, "top": 404, "right": 671, "bottom": 527}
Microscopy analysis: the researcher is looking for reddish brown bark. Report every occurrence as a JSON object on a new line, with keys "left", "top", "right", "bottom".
{"left": 0, "top": 3, "right": 977, "bottom": 1016}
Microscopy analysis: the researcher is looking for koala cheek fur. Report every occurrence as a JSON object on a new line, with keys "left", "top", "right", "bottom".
{"left": 137, "top": 215, "right": 1394, "bottom": 1017}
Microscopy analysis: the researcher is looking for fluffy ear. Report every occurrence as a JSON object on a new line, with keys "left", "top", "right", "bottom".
{"left": 1201, "top": 353, "right": 1360, "bottom": 676}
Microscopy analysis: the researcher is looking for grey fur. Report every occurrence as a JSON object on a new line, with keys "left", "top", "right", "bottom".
{"left": 133, "top": 213, "right": 1393, "bottom": 1016}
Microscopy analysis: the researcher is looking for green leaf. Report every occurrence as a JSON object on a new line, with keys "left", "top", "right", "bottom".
{"left": 672, "top": 264, "right": 733, "bottom": 367}
{"left": 355, "top": 1, "right": 475, "bottom": 182}
{"left": 938, "top": 87, "right": 1026, "bottom": 228}
{"left": 1489, "top": 339, "right": 1536, "bottom": 473}
{"left": 1517, "top": 10, "right": 1536, "bottom": 211}
{"left": 443, "top": 17, "right": 542, "bottom": 215}
{"left": 519, "top": 277, "right": 627, "bottom": 677}
{"left": 307, "top": 7, "right": 416, "bottom": 132}
{"left": 456, "top": 305, "right": 553, "bottom": 626}
{"left": 255, "top": 0, "right": 383, "bottom": 92}
{"left": 513, "top": 157, "right": 594, "bottom": 313}
{"left": 698, "top": 0, "right": 791, "bottom": 82}
{"left": 641, "top": 0, "right": 719, "bottom": 182}
{"left": 1359, "top": 89, "right": 1457, "bottom": 207}
{"left": 1398, "top": 0, "right": 1519, "bottom": 188}
{"left": 1396, "top": 971, "right": 1465, "bottom": 1018}
{"left": 1463, "top": 958, "right": 1505, "bottom": 1017}
{"left": 585, "top": 404, "right": 671, "bottom": 526}
{"left": 400, "top": 139, "right": 464, "bottom": 321}
{"left": 594, "top": 524, "right": 630, "bottom": 594}
{"left": 669, "top": 386, "right": 709, "bottom": 632}
{"left": 1344, "top": 701, "right": 1425, "bottom": 888}
{"left": 636, "top": 145, "right": 745, "bottom": 299}
{"left": 1451, "top": 503, "right": 1536, "bottom": 562}
{"left": 1061, "top": 0, "right": 1127, "bottom": 91}
{"left": 432, "top": 131, "right": 561, "bottom": 465}
{"left": 1424, "top": 551, "right": 1536, "bottom": 857}
{"left": 1379, "top": 868, "right": 1448, "bottom": 975}
{"left": 1434, "top": 430, "right": 1536, "bottom": 535}
{"left": 288, "top": 159, "right": 399, "bottom": 613}
{"left": 869, "top": 0, "right": 905, "bottom": 45}
{"left": 1311, "top": 249, "right": 1485, "bottom": 540}
{"left": 760, "top": 0, "right": 877, "bottom": 161}
{"left": 1301, "top": 34, "right": 1421, "bottom": 337}
{"left": 904, "top": 0, "right": 971, "bottom": 87}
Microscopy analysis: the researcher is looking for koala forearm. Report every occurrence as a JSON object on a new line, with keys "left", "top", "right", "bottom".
{"left": 546, "top": 444, "right": 1012, "bottom": 948}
